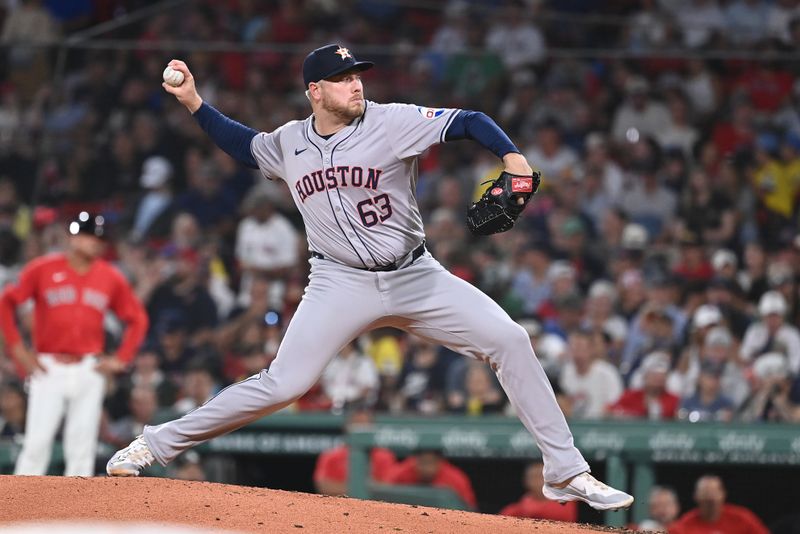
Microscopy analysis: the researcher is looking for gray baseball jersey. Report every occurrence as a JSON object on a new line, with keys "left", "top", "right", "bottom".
{"left": 142, "top": 99, "right": 590, "bottom": 485}
{"left": 251, "top": 101, "right": 457, "bottom": 268}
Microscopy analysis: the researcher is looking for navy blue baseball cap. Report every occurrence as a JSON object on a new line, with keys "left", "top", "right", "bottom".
{"left": 302, "top": 44, "right": 374, "bottom": 87}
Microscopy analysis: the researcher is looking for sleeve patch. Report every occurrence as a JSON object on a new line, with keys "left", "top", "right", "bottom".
{"left": 417, "top": 106, "right": 445, "bottom": 119}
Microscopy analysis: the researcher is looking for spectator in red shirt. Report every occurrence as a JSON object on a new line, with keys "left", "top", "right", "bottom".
{"left": 669, "top": 475, "right": 768, "bottom": 534}
{"left": 499, "top": 461, "right": 577, "bottom": 522}
{"left": 313, "top": 407, "right": 397, "bottom": 496}
{"left": 608, "top": 351, "right": 680, "bottom": 419}
{"left": 386, "top": 449, "right": 477, "bottom": 510}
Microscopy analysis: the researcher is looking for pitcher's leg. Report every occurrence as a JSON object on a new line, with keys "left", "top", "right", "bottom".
{"left": 143, "top": 261, "right": 386, "bottom": 465}
{"left": 389, "top": 258, "right": 588, "bottom": 484}
{"left": 14, "top": 358, "right": 67, "bottom": 475}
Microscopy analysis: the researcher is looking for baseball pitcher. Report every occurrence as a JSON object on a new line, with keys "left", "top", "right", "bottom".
{"left": 0, "top": 212, "right": 148, "bottom": 476}
{"left": 107, "top": 45, "right": 632, "bottom": 510}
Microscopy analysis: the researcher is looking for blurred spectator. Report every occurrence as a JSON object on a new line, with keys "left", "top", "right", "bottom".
{"left": 125, "top": 349, "right": 178, "bottom": 407}
{"left": 321, "top": 341, "right": 380, "bottom": 413}
{"left": 678, "top": 359, "right": 735, "bottom": 422}
{"left": 509, "top": 240, "right": 553, "bottom": 317}
{"left": 386, "top": 449, "right": 477, "bottom": 510}
{"left": 173, "top": 363, "right": 218, "bottom": 415}
{"left": 608, "top": 351, "right": 680, "bottom": 420}
{"left": 130, "top": 156, "right": 176, "bottom": 243}
{"left": 669, "top": 475, "right": 769, "bottom": 534}
{"left": 738, "top": 352, "right": 800, "bottom": 422}
{"left": 766, "top": 0, "right": 800, "bottom": 44}
{"left": 621, "top": 155, "right": 677, "bottom": 240}
{"left": 670, "top": 323, "right": 750, "bottom": 409}
{"left": 174, "top": 152, "right": 238, "bottom": 231}
{"left": 394, "top": 340, "right": 447, "bottom": 414}
{"left": 216, "top": 273, "right": 271, "bottom": 354}
{"left": 672, "top": 232, "right": 713, "bottom": 283}
{"left": 675, "top": 170, "right": 736, "bottom": 249}
{"left": 234, "top": 188, "right": 299, "bottom": 308}
{"left": 444, "top": 20, "right": 503, "bottom": 107}
{"left": 681, "top": 59, "right": 720, "bottom": 119}
{"left": 0, "top": 380, "right": 26, "bottom": 440}
{"left": 153, "top": 314, "right": 196, "bottom": 382}
{"left": 710, "top": 249, "right": 737, "bottom": 282}
{"left": 106, "top": 386, "right": 161, "bottom": 448}
{"left": 611, "top": 77, "right": 670, "bottom": 145}
{"left": 499, "top": 461, "right": 577, "bottom": 522}
{"left": 751, "top": 133, "right": 799, "bottom": 248}
{"left": 711, "top": 96, "right": 756, "bottom": 160}
{"left": 146, "top": 245, "right": 218, "bottom": 347}
{"left": 523, "top": 119, "right": 578, "bottom": 186}
{"left": 313, "top": 407, "right": 397, "bottom": 496}
{"left": 485, "top": 2, "right": 546, "bottom": 70}
{"left": 559, "top": 330, "right": 623, "bottom": 419}
{"left": 428, "top": 2, "right": 468, "bottom": 56}
{"left": 170, "top": 450, "right": 207, "bottom": 482}
{"left": 446, "top": 360, "right": 506, "bottom": 415}
{"left": 738, "top": 242, "right": 769, "bottom": 302}
{"left": 673, "top": 0, "right": 725, "bottom": 49}
{"left": 638, "top": 485, "right": 680, "bottom": 532}
{"left": 740, "top": 291, "right": 800, "bottom": 375}
{"left": 622, "top": 303, "right": 682, "bottom": 382}
{"left": 724, "top": 0, "right": 770, "bottom": 47}
{"left": 584, "top": 132, "right": 625, "bottom": 199}
{"left": 657, "top": 92, "right": 698, "bottom": 158}
{"left": 1, "top": 0, "right": 59, "bottom": 100}
{"left": 519, "top": 318, "right": 566, "bottom": 380}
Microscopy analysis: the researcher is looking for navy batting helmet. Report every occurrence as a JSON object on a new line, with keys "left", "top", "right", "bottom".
{"left": 68, "top": 211, "right": 107, "bottom": 239}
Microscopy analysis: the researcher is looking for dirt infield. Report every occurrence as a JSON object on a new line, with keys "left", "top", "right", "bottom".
{"left": 0, "top": 475, "right": 619, "bottom": 533}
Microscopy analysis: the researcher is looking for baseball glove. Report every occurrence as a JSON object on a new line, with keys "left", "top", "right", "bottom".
{"left": 466, "top": 170, "right": 540, "bottom": 235}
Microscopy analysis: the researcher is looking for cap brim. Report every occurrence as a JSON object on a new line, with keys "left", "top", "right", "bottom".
{"left": 316, "top": 61, "right": 374, "bottom": 84}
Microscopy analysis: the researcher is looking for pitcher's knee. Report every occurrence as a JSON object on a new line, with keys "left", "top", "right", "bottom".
{"left": 489, "top": 322, "right": 536, "bottom": 366}
{"left": 267, "top": 377, "right": 314, "bottom": 406}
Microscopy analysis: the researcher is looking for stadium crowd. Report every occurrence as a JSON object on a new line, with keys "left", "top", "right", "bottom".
{"left": 0, "top": 1, "right": 799, "bottom": 517}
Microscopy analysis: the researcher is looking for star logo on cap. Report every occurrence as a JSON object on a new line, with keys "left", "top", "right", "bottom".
{"left": 335, "top": 47, "right": 352, "bottom": 60}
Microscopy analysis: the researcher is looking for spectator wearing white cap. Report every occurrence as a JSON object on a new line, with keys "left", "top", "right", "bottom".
{"left": 558, "top": 329, "right": 623, "bottom": 419}
{"left": 518, "top": 318, "right": 566, "bottom": 380}
{"left": 738, "top": 352, "right": 800, "bottom": 422}
{"left": 581, "top": 280, "right": 628, "bottom": 365}
{"left": 533, "top": 260, "right": 578, "bottom": 322}
{"left": 131, "top": 155, "right": 175, "bottom": 242}
{"left": 740, "top": 291, "right": 800, "bottom": 375}
{"left": 766, "top": 261, "right": 798, "bottom": 324}
{"left": 664, "top": 305, "right": 721, "bottom": 393}
{"left": 671, "top": 325, "right": 750, "bottom": 408}
{"left": 711, "top": 248, "right": 738, "bottom": 280}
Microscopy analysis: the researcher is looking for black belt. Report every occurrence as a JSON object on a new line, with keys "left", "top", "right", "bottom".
{"left": 311, "top": 241, "right": 426, "bottom": 272}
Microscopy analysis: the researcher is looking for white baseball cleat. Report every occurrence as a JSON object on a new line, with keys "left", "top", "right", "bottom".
{"left": 542, "top": 472, "right": 634, "bottom": 511}
{"left": 106, "top": 435, "right": 155, "bottom": 477}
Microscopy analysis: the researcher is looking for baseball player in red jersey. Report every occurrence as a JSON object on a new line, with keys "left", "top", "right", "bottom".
{"left": 0, "top": 212, "right": 148, "bottom": 476}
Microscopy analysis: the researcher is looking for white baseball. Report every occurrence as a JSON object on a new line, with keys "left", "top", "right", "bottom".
{"left": 163, "top": 66, "right": 184, "bottom": 87}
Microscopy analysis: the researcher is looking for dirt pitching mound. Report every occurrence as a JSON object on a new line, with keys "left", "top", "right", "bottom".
{"left": 0, "top": 475, "right": 616, "bottom": 533}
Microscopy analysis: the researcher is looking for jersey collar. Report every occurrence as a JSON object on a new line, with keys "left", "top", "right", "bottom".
{"left": 307, "top": 101, "right": 369, "bottom": 145}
